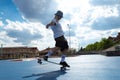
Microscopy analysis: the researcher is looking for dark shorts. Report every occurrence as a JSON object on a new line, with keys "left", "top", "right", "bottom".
{"left": 55, "top": 35, "right": 69, "bottom": 51}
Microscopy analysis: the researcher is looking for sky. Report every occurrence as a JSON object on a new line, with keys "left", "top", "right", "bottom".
{"left": 0, "top": 0, "right": 120, "bottom": 50}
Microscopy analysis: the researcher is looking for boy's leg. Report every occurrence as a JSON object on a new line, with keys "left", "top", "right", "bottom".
{"left": 43, "top": 47, "right": 59, "bottom": 61}
{"left": 45, "top": 50, "right": 53, "bottom": 57}
{"left": 60, "top": 54, "right": 66, "bottom": 62}
{"left": 43, "top": 50, "right": 53, "bottom": 61}
{"left": 60, "top": 54, "right": 70, "bottom": 67}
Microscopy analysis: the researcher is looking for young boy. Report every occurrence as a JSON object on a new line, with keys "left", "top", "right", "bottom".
{"left": 44, "top": 10, "right": 70, "bottom": 67}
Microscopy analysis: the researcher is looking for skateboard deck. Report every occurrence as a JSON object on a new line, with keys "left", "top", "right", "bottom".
{"left": 37, "top": 58, "right": 67, "bottom": 70}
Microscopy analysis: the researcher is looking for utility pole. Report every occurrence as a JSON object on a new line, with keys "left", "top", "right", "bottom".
{"left": 67, "top": 24, "right": 71, "bottom": 49}
{"left": 0, "top": 44, "right": 5, "bottom": 59}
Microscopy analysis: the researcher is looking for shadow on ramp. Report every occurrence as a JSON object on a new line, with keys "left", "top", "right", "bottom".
{"left": 23, "top": 70, "right": 67, "bottom": 80}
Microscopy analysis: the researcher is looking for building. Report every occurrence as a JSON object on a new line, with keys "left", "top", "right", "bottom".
{"left": 0, "top": 47, "right": 39, "bottom": 60}
{"left": 102, "top": 44, "right": 120, "bottom": 56}
{"left": 108, "top": 32, "right": 120, "bottom": 42}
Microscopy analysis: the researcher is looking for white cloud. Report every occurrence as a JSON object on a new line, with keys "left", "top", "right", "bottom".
{"left": 91, "top": 16, "right": 120, "bottom": 30}
{"left": 13, "top": 0, "right": 120, "bottom": 30}
{"left": 89, "top": 0, "right": 120, "bottom": 6}
{"left": 90, "top": 6, "right": 119, "bottom": 20}
{"left": 10, "top": 0, "right": 120, "bottom": 50}
{"left": 0, "top": 31, "right": 22, "bottom": 47}
{"left": 73, "top": 25, "right": 120, "bottom": 49}
{"left": 0, "top": 19, "right": 55, "bottom": 50}
{"left": 57, "top": 0, "right": 90, "bottom": 13}
{"left": 0, "top": 21, "right": 4, "bottom": 26}
{"left": 13, "top": 0, "right": 58, "bottom": 24}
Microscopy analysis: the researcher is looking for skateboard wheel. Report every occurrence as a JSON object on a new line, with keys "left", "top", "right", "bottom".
{"left": 60, "top": 67, "right": 66, "bottom": 71}
{"left": 39, "top": 61, "right": 42, "bottom": 64}
{"left": 38, "top": 59, "right": 42, "bottom": 64}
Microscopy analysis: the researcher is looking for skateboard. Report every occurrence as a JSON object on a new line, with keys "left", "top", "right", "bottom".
{"left": 37, "top": 58, "right": 68, "bottom": 71}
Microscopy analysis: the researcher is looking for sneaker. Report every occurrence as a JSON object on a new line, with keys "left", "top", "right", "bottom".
{"left": 43, "top": 56, "right": 48, "bottom": 61}
{"left": 60, "top": 61, "right": 70, "bottom": 67}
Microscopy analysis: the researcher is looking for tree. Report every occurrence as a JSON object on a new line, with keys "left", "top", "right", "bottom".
{"left": 84, "top": 38, "right": 114, "bottom": 51}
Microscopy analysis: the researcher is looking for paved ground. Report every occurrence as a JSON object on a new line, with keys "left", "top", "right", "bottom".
{"left": 0, "top": 55, "right": 120, "bottom": 80}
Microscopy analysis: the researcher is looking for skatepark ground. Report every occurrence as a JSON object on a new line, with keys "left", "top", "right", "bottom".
{"left": 0, "top": 54, "right": 120, "bottom": 80}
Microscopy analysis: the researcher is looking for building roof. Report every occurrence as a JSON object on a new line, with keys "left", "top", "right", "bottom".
{"left": 103, "top": 44, "right": 120, "bottom": 52}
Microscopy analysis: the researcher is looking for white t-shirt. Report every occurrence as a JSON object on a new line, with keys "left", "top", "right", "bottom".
{"left": 50, "top": 18, "right": 64, "bottom": 39}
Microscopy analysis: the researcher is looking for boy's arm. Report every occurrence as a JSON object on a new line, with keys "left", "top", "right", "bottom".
{"left": 46, "top": 21, "right": 56, "bottom": 29}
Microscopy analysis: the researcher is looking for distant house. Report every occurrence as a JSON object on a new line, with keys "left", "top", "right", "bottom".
{"left": 0, "top": 47, "right": 39, "bottom": 60}
{"left": 102, "top": 45, "right": 120, "bottom": 56}
{"left": 108, "top": 32, "right": 120, "bottom": 42}
{"left": 115, "top": 45, "right": 120, "bottom": 51}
